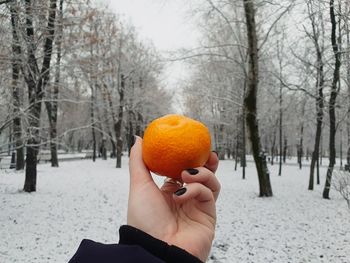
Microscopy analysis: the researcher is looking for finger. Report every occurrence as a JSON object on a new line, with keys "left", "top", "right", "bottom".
{"left": 129, "top": 136, "right": 154, "bottom": 187}
{"left": 160, "top": 177, "right": 183, "bottom": 193}
{"left": 181, "top": 167, "right": 221, "bottom": 201}
{"left": 204, "top": 151, "right": 219, "bottom": 173}
{"left": 173, "top": 183, "right": 215, "bottom": 217}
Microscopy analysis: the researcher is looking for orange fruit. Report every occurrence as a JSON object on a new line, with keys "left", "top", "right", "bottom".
{"left": 142, "top": 114, "right": 211, "bottom": 179}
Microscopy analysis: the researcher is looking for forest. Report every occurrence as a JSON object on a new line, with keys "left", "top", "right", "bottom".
{"left": 0, "top": 0, "right": 350, "bottom": 205}
{"left": 1, "top": 1, "right": 350, "bottom": 262}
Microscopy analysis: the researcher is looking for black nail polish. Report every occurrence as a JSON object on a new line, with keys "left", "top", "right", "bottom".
{"left": 174, "top": 188, "right": 187, "bottom": 196}
{"left": 130, "top": 136, "right": 136, "bottom": 147}
{"left": 186, "top": 168, "right": 199, "bottom": 175}
{"left": 212, "top": 151, "right": 219, "bottom": 157}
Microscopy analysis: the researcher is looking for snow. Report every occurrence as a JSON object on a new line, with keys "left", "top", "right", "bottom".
{"left": 0, "top": 157, "right": 349, "bottom": 263}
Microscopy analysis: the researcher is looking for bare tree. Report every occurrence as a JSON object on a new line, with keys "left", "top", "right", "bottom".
{"left": 243, "top": 0, "right": 272, "bottom": 197}
{"left": 45, "top": 0, "right": 63, "bottom": 167}
{"left": 9, "top": 1, "right": 24, "bottom": 170}
{"left": 332, "top": 170, "right": 350, "bottom": 209}
{"left": 20, "top": 0, "right": 58, "bottom": 192}
{"left": 306, "top": 0, "right": 326, "bottom": 190}
{"left": 323, "top": 0, "right": 342, "bottom": 199}
{"left": 345, "top": 3, "right": 350, "bottom": 168}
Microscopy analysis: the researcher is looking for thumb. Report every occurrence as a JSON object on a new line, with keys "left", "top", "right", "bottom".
{"left": 129, "top": 136, "right": 153, "bottom": 187}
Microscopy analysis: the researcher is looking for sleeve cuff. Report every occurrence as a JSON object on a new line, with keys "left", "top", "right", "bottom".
{"left": 119, "top": 225, "right": 203, "bottom": 263}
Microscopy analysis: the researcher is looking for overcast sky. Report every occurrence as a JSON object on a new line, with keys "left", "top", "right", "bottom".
{"left": 100, "top": 0, "right": 199, "bottom": 52}
{"left": 97, "top": 0, "right": 199, "bottom": 109}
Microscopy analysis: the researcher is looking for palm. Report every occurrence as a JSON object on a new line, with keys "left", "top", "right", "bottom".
{"left": 128, "top": 182, "right": 215, "bottom": 261}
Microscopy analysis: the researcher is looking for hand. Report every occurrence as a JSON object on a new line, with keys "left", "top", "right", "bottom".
{"left": 127, "top": 136, "right": 220, "bottom": 262}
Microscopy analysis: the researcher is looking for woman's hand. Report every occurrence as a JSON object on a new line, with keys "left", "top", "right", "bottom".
{"left": 127, "top": 136, "right": 220, "bottom": 262}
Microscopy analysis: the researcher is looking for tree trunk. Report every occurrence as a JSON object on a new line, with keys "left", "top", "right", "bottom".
{"left": 340, "top": 129, "right": 343, "bottom": 168}
{"left": 127, "top": 112, "right": 134, "bottom": 157}
{"left": 279, "top": 95, "right": 282, "bottom": 176}
{"left": 297, "top": 144, "right": 302, "bottom": 169}
{"left": 110, "top": 136, "right": 116, "bottom": 158}
{"left": 116, "top": 74, "right": 125, "bottom": 168}
{"left": 298, "top": 98, "right": 306, "bottom": 169}
{"left": 323, "top": 0, "right": 341, "bottom": 199}
{"left": 308, "top": 59, "right": 324, "bottom": 190}
{"left": 346, "top": 5, "right": 350, "bottom": 167}
{"left": 283, "top": 136, "right": 287, "bottom": 163}
{"left": 316, "top": 153, "right": 320, "bottom": 184}
{"left": 24, "top": 138, "right": 38, "bottom": 192}
{"left": 135, "top": 78, "right": 144, "bottom": 137}
{"left": 46, "top": 0, "right": 63, "bottom": 168}
{"left": 24, "top": 100, "right": 42, "bottom": 192}
{"left": 271, "top": 126, "right": 277, "bottom": 165}
{"left": 10, "top": 3, "right": 24, "bottom": 170}
{"left": 101, "top": 139, "right": 107, "bottom": 160}
{"left": 218, "top": 124, "right": 225, "bottom": 160}
{"left": 241, "top": 83, "right": 247, "bottom": 179}
{"left": 241, "top": 111, "right": 246, "bottom": 180}
{"left": 243, "top": 0, "right": 272, "bottom": 197}
{"left": 101, "top": 83, "right": 117, "bottom": 158}
{"left": 23, "top": 0, "right": 57, "bottom": 192}
{"left": 46, "top": 101, "right": 59, "bottom": 167}
{"left": 90, "top": 84, "right": 96, "bottom": 162}
{"left": 310, "top": 68, "right": 324, "bottom": 184}
{"left": 234, "top": 115, "right": 239, "bottom": 172}
{"left": 136, "top": 112, "right": 143, "bottom": 137}
{"left": 8, "top": 124, "right": 12, "bottom": 156}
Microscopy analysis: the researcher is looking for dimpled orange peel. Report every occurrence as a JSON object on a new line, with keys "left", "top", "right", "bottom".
{"left": 142, "top": 114, "right": 211, "bottom": 180}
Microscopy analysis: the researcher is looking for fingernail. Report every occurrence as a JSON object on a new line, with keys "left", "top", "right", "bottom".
{"left": 131, "top": 136, "right": 136, "bottom": 147}
{"left": 212, "top": 151, "right": 218, "bottom": 157}
{"left": 174, "top": 187, "right": 187, "bottom": 196}
{"left": 186, "top": 168, "right": 199, "bottom": 175}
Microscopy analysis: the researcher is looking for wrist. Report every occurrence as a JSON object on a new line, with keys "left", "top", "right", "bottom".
{"left": 119, "top": 225, "right": 203, "bottom": 262}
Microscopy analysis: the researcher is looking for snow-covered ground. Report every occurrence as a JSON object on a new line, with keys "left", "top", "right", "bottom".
{"left": 0, "top": 157, "right": 349, "bottom": 263}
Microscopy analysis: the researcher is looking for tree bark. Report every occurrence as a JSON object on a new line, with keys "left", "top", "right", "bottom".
{"left": 90, "top": 83, "right": 97, "bottom": 162}
{"left": 116, "top": 74, "right": 125, "bottom": 168}
{"left": 241, "top": 83, "right": 247, "bottom": 179}
{"left": 283, "top": 136, "right": 287, "bottom": 163}
{"left": 270, "top": 123, "right": 277, "bottom": 165}
{"left": 308, "top": 0, "right": 325, "bottom": 190}
{"left": 10, "top": 3, "right": 24, "bottom": 170}
{"left": 323, "top": 0, "right": 341, "bottom": 199}
{"left": 135, "top": 78, "right": 144, "bottom": 137}
{"left": 309, "top": 94, "right": 323, "bottom": 190}
{"left": 101, "top": 139, "right": 107, "bottom": 160}
{"left": 101, "top": 83, "right": 117, "bottom": 158}
{"left": 298, "top": 98, "right": 306, "bottom": 169}
{"left": 45, "top": 0, "right": 63, "bottom": 168}
{"left": 241, "top": 110, "right": 246, "bottom": 180}
{"left": 234, "top": 111, "right": 240, "bottom": 172}
{"left": 23, "top": 0, "right": 57, "bottom": 192}
{"left": 346, "top": 4, "right": 350, "bottom": 167}
{"left": 243, "top": 0, "right": 272, "bottom": 197}
{"left": 136, "top": 112, "right": 143, "bottom": 137}
{"left": 278, "top": 79, "right": 282, "bottom": 176}
{"left": 127, "top": 111, "right": 135, "bottom": 157}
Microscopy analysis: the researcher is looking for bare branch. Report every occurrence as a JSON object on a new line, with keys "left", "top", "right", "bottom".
{"left": 259, "top": 3, "right": 294, "bottom": 50}
{"left": 0, "top": 0, "right": 12, "bottom": 5}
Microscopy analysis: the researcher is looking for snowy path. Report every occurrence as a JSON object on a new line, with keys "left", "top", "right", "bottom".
{"left": 0, "top": 158, "right": 349, "bottom": 263}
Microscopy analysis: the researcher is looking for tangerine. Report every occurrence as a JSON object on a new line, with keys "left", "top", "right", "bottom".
{"left": 142, "top": 114, "right": 211, "bottom": 179}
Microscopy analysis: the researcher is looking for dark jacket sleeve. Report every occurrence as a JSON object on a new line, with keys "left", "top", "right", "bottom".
{"left": 68, "top": 225, "right": 203, "bottom": 263}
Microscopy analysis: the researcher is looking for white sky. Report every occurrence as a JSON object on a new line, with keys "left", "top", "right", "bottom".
{"left": 97, "top": 0, "right": 200, "bottom": 111}
{"left": 100, "top": 0, "right": 199, "bottom": 51}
